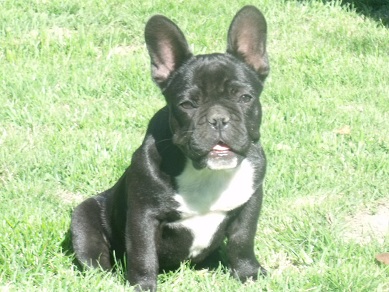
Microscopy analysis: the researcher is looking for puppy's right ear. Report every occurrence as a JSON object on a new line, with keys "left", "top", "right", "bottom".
{"left": 145, "top": 16, "right": 193, "bottom": 89}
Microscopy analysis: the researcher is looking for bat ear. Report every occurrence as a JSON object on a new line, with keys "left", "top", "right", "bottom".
{"left": 227, "top": 6, "right": 270, "bottom": 81}
{"left": 145, "top": 15, "right": 193, "bottom": 89}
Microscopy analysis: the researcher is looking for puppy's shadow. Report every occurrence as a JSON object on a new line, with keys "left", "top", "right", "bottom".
{"left": 61, "top": 229, "right": 84, "bottom": 270}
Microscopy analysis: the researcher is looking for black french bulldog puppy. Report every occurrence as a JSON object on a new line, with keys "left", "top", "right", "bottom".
{"left": 71, "top": 5, "right": 269, "bottom": 291}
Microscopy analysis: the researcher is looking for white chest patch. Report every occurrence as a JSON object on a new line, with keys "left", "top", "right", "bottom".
{"left": 174, "top": 158, "right": 256, "bottom": 257}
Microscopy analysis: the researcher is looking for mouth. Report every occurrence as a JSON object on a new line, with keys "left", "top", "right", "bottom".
{"left": 207, "top": 142, "right": 238, "bottom": 170}
{"left": 210, "top": 142, "right": 232, "bottom": 156}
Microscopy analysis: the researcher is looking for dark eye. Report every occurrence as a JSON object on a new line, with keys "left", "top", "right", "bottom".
{"left": 239, "top": 94, "right": 253, "bottom": 103}
{"left": 179, "top": 101, "right": 196, "bottom": 109}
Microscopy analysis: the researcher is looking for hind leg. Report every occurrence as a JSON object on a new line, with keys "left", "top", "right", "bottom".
{"left": 71, "top": 197, "right": 112, "bottom": 270}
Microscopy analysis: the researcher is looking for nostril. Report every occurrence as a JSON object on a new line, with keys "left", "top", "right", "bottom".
{"left": 221, "top": 116, "right": 230, "bottom": 125}
{"left": 208, "top": 115, "right": 230, "bottom": 129}
{"left": 207, "top": 106, "right": 230, "bottom": 129}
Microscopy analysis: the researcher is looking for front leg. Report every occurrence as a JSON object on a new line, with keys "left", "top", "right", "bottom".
{"left": 125, "top": 208, "right": 159, "bottom": 292}
{"left": 226, "top": 185, "right": 266, "bottom": 281}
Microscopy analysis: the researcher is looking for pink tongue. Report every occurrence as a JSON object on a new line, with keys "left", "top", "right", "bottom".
{"left": 213, "top": 143, "right": 230, "bottom": 151}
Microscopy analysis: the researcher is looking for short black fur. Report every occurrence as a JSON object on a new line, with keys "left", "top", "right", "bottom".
{"left": 71, "top": 6, "right": 270, "bottom": 292}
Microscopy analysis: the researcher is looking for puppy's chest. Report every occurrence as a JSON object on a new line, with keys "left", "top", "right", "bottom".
{"left": 173, "top": 159, "right": 256, "bottom": 257}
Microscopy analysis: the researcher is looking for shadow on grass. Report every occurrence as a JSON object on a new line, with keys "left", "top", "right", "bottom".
{"left": 301, "top": 0, "right": 389, "bottom": 27}
{"left": 61, "top": 228, "right": 84, "bottom": 269}
{"left": 61, "top": 229, "right": 73, "bottom": 255}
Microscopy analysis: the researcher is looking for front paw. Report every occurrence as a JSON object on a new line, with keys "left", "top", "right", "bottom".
{"left": 129, "top": 274, "right": 157, "bottom": 292}
{"left": 133, "top": 281, "right": 156, "bottom": 292}
{"left": 231, "top": 260, "right": 267, "bottom": 282}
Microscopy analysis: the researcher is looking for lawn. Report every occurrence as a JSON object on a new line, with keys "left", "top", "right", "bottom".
{"left": 0, "top": 0, "right": 388, "bottom": 291}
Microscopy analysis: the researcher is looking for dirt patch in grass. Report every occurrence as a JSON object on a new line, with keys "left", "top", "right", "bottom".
{"left": 267, "top": 251, "right": 300, "bottom": 275}
{"left": 343, "top": 201, "right": 389, "bottom": 245}
{"left": 28, "top": 27, "right": 74, "bottom": 43}
{"left": 107, "top": 45, "right": 142, "bottom": 59}
{"left": 58, "top": 189, "right": 85, "bottom": 205}
{"left": 289, "top": 195, "right": 388, "bottom": 245}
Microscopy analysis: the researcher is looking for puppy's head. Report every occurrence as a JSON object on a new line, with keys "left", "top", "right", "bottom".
{"left": 145, "top": 6, "right": 269, "bottom": 170}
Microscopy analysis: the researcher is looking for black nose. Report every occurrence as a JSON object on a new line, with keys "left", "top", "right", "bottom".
{"left": 207, "top": 106, "right": 230, "bottom": 130}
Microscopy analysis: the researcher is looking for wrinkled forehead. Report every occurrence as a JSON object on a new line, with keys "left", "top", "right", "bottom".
{"left": 164, "top": 54, "right": 262, "bottom": 100}
{"left": 189, "top": 54, "right": 262, "bottom": 91}
{"left": 191, "top": 55, "right": 248, "bottom": 82}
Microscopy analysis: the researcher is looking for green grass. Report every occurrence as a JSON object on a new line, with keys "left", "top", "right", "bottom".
{"left": 1, "top": 0, "right": 388, "bottom": 291}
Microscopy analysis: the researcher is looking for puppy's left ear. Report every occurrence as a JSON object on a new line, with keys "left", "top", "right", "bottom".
{"left": 227, "top": 6, "right": 270, "bottom": 81}
{"left": 145, "top": 15, "right": 193, "bottom": 89}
